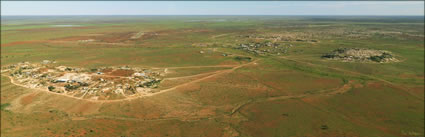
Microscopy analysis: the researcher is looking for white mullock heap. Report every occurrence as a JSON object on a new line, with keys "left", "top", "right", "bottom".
{"left": 1, "top": 60, "right": 164, "bottom": 100}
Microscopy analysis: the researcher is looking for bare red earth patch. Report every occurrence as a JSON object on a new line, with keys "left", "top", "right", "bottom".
{"left": 1, "top": 40, "right": 47, "bottom": 47}
{"left": 95, "top": 32, "right": 136, "bottom": 43}
{"left": 20, "top": 92, "right": 39, "bottom": 106}
{"left": 52, "top": 36, "right": 94, "bottom": 41}
{"left": 16, "top": 26, "right": 91, "bottom": 32}
{"left": 367, "top": 82, "right": 384, "bottom": 88}
{"left": 109, "top": 69, "right": 134, "bottom": 77}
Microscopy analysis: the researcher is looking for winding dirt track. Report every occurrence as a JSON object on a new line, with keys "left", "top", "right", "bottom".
{"left": 279, "top": 56, "right": 422, "bottom": 100}
{"left": 152, "top": 65, "right": 237, "bottom": 69}
{"left": 5, "top": 77, "right": 356, "bottom": 133}
{"left": 5, "top": 55, "right": 418, "bottom": 104}
{"left": 2, "top": 60, "right": 259, "bottom": 103}
{"left": 162, "top": 70, "right": 222, "bottom": 81}
{"left": 230, "top": 80, "right": 355, "bottom": 115}
{"left": 3, "top": 57, "right": 365, "bottom": 132}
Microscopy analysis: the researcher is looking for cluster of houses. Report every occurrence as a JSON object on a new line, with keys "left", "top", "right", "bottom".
{"left": 235, "top": 42, "right": 292, "bottom": 56}
{"left": 239, "top": 34, "right": 318, "bottom": 43}
{"left": 321, "top": 48, "right": 399, "bottom": 63}
{"left": 1, "top": 60, "right": 163, "bottom": 100}
{"left": 77, "top": 39, "right": 95, "bottom": 43}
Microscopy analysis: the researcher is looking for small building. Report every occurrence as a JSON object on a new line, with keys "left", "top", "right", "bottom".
{"left": 56, "top": 78, "right": 69, "bottom": 83}
{"left": 78, "top": 39, "right": 95, "bottom": 42}
{"left": 120, "top": 66, "right": 130, "bottom": 70}
{"left": 133, "top": 72, "right": 145, "bottom": 77}
{"left": 56, "top": 66, "right": 67, "bottom": 71}
{"left": 42, "top": 60, "right": 51, "bottom": 64}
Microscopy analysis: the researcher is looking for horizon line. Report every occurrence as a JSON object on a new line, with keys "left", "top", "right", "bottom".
{"left": 2, "top": 15, "right": 424, "bottom": 16}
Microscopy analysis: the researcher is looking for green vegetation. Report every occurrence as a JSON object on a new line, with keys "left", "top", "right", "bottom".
{"left": 1, "top": 103, "right": 11, "bottom": 111}
{"left": 48, "top": 86, "right": 55, "bottom": 91}
{"left": 234, "top": 56, "right": 252, "bottom": 61}
{"left": 64, "top": 84, "right": 79, "bottom": 91}
{"left": 369, "top": 52, "right": 393, "bottom": 62}
{"left": 1, "top": 16, "right": 423, "bottom": 137}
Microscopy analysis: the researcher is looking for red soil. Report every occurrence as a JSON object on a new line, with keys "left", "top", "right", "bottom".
{"left": 95, "top": 32, "right": 135, "bottom": 43}
{"left": 109, "top": 69, "right": 134, "bottom": 77}
{"left": 1, "top": 40, "right": 47, "bottom": 47}
{"left": 38, "top": 68, "right": 49, "bottom": 73}
{"left": 367, "top": 82, "right": 384, "bottom": 88}
{"left": 20, "top": 92, "right": 39, "bottom": 106}
{"left": 101, "top": 68, "right": 113, "bottom": 73}
{"left": 16, "top": 26, "right": 91, "bottom": 32}
{"left": 52, "top": 36, "right": 94, "bottom": 41}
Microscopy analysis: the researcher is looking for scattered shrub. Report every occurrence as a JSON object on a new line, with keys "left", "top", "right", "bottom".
{"left": 320, "top": 125, "right": 328, "bottom": 130}
{"left": 48, "top": 86, "right": 55, "bottom": 91}
{"left": 64, "top": 84, "right": 79, "bottom": 91}
{"left": 1, "top": 103, "right": 11, "bottom": 111}
{"left": 234, "top": 56, "right": 252, "bottom": 61}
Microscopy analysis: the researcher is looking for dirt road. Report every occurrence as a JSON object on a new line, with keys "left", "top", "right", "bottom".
{"left": 2, "top": 59, "right": 259, "bottom": 103}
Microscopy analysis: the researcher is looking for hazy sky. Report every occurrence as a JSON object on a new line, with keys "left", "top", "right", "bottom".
{"left": 1, "top": 1, "right": 424, "bottom": 16}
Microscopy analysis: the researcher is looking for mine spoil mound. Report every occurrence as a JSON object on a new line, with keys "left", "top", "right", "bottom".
{"left": 322, "top": 48, "right": 398, "bottom": 63}
{"left": 1, "top": 60, "right": 164, "bottom": 101}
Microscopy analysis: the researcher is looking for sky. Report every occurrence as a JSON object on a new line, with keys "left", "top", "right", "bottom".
{"left": 1, "top": 1, "right": 424, "bottom": 16}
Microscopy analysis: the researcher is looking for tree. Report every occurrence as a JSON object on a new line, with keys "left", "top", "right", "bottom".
{"left": 48, "top": 86, "right": 55, "bottom": 91}
{"left": 369, "top": 56, "right": 383, "bottom": 62}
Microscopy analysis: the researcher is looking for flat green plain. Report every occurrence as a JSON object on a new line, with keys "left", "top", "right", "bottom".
{"left": 1, "top": 16, "right": 424, "bottom": 137}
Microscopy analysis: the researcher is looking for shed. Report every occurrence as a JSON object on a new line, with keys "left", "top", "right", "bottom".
{"left": 56, "top": 78, "right": 69, "bottom": 82}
